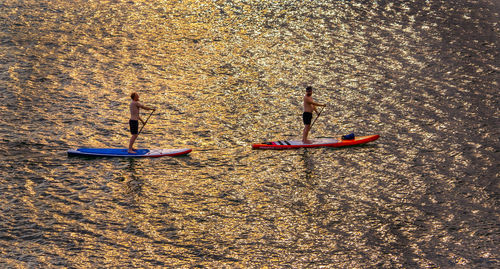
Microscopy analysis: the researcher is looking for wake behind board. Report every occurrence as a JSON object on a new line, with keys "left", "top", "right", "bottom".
{"left": 252, "top": 135, "right": 379, "bottom": 150}
{"left": 67, "top": 148, "right": 192, "bottom": 157}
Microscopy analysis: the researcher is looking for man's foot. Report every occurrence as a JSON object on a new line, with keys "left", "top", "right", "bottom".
{"left": 128, "top": 149, "right": 136, "bottom": 154}
{"left": 302, "top": 140, "right": 312, "bottom": 144}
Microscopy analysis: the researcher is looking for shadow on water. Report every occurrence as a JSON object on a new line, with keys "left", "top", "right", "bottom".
{"left": 300, "top": 149, "right": 316, "bottom": 183}
{"left": 122, "top": 158, "right": 144, "bottom": 196}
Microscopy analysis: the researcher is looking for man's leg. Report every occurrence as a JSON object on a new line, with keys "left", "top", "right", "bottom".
{"left": 302, "top": 125, "right": 311, "bottom": 144}
{"left": 128, "top": 134, "right": 138, "bottom": 153}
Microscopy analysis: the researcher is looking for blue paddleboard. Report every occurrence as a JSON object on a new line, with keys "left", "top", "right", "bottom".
{"left": 67, "top": 148, "right": 192, "bottom": 157}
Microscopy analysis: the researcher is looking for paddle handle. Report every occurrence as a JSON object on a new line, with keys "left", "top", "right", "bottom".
{"left": 138, "top": 110, "right": 155, "bottom": 135}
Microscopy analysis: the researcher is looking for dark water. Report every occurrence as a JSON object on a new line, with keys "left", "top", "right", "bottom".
{"left": 1, "top": 0, "right": 499, "bottom": 267}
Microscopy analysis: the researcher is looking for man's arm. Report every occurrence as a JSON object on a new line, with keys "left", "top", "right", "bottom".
{"left": 137, "top": 103, "right": 155, "bottom": 124}
{"left": 138, "top": 103, "right": 155, "bottom": 111}
{"left": 311, "top": 101, "right": 326, "bottom": 107}
{"left": 307, "top": 99, "right": 326, "bottom": 113}
{"left": 305, "top": 96, "right": 325, "bottom": 107}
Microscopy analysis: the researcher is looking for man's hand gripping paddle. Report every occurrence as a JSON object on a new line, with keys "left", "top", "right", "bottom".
{"left": 138, "top": 110, "right": 155, "bottom": 135}
{"left": 310, "top": 105, "right": 326, "bottom": 130}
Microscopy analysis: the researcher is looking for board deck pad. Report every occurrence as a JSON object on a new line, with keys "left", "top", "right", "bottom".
{"left": 264, "top": 138, "right": 339, "bottom": 146}
{"left": 252, "top": 135, "right": 380, "bottom": 149}
{"left": 67, "top": 148, "right": 192, "bottom": 157}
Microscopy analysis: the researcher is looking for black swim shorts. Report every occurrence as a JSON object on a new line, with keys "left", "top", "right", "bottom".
{"left": 303, "top": 112, "right": 313, "bottom": 125}
{"left": 129, "top": 120, "right": 139, "bottom": 135}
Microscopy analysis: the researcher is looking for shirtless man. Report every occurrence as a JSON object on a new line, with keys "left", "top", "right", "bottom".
{"left": 128, "top": 92, "right": 155, "bottom": 153}
{"left": 302, "top": 86, "right": 326, "bottom": 144}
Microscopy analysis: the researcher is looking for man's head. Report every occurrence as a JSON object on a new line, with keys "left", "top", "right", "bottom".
{"left": 306, "top": 86, "right": 313, "bottom": 96}
{"left": 131, "top": 92, "right": 139, "bottom": 101}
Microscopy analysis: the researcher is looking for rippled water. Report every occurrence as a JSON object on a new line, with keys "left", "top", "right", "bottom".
{"left": 1, "top": 0, "right": 499, "bottom": 267}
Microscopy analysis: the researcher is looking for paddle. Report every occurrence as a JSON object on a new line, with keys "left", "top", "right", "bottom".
{"left": 138, "top": 110, "right": 155, "bottom": 135}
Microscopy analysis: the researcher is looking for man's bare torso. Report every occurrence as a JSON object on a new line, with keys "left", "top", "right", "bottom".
{"left": 130, "top": 100, "right": 141, "bottom": 120}
{"left": 303, "top": 95, "right": 315, "bottom": 113}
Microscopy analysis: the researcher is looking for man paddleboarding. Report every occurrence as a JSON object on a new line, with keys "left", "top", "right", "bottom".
{"left": 302, "top": 86, "right": 325, "bottom": 144}
{"left": 129, "top": 92, "right": 155, "bottom": 154}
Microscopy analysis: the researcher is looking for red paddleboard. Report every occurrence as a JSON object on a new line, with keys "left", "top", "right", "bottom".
{"left": 252, "top": 135, "right": 379, "bottom": 150}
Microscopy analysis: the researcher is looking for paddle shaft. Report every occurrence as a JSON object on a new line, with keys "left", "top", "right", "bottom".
{"left": 310, "top": 105, "right": 326, "bottom": 129}
{"left": 138, "top": 110, "right": 155, "bottom": 135}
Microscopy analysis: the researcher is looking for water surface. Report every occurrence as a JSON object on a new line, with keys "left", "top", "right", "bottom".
{"left": 0, "top": 0, "right": 498, "bottom": 267}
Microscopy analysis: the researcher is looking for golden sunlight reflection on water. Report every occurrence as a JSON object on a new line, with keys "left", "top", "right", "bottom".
{"left": 0, "top": 0, "right": 498, "bottom": 267}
